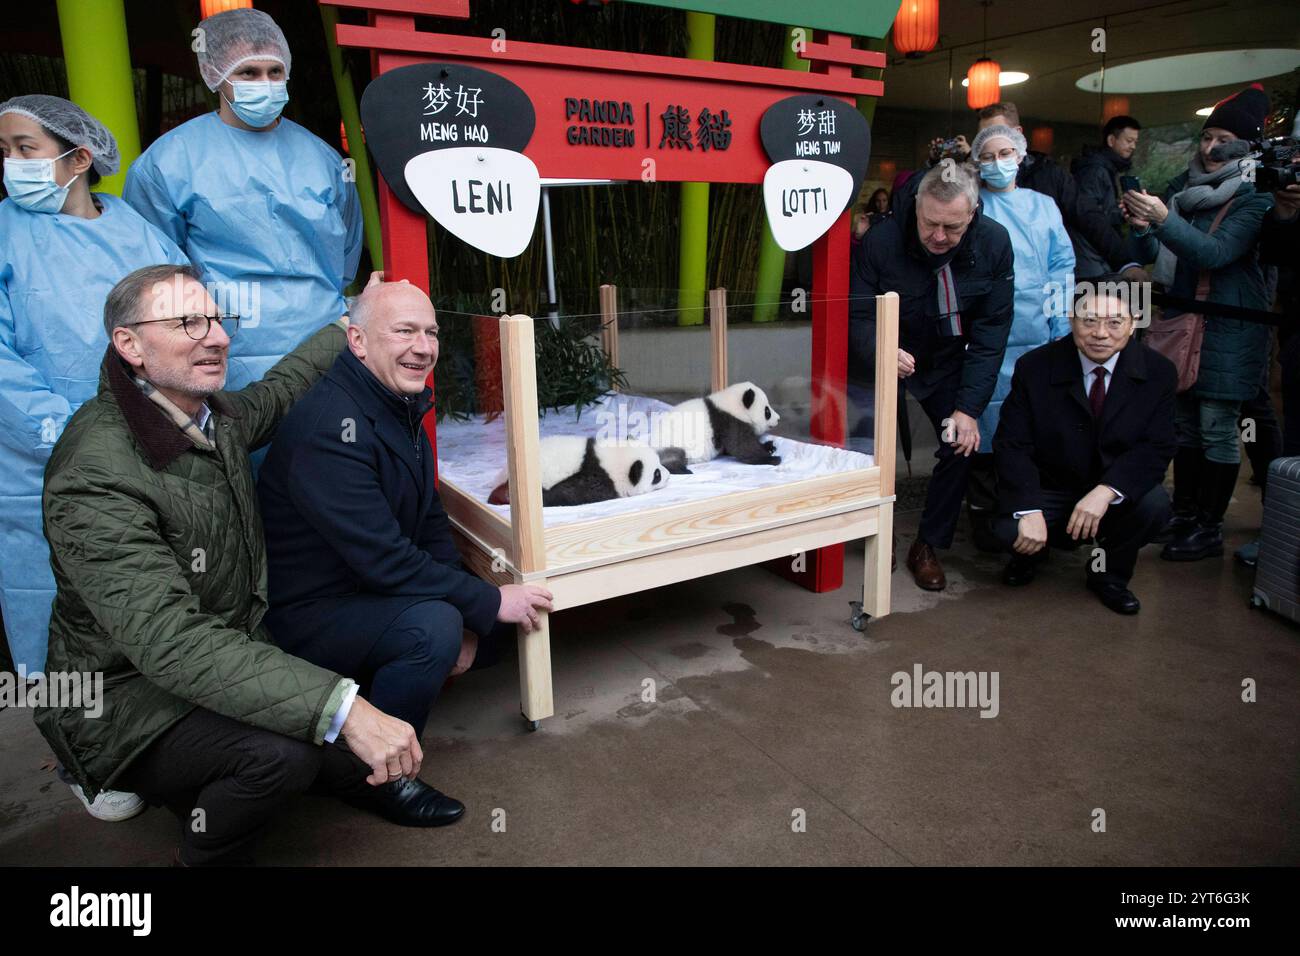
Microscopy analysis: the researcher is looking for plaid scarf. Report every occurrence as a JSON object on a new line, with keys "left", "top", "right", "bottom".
{"left": 133, "top": 377, "right": 216, "bottom": 451}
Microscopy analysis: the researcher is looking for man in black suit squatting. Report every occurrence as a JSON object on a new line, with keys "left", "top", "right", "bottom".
{"left": 991, "top": 281, "right": 1177, "bottom": 614}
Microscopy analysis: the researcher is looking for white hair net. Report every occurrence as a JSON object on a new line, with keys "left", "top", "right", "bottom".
{"left": 195, "top": 8, "right": 292, "bottom": 92}
{"left": 0, "top": 94, "right": 121, "bottom": 175}
{"left": 971, "top": 124, "right": 1027, "bottom": 163}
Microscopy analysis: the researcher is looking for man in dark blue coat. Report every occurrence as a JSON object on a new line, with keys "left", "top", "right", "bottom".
{"left": 992, "top": 283, "right": 1177, "bottom": 614}
{"left": 258, "top": 280, "right": 552, "bottom": 807}
{"left": 850, "top": 161, "right": 1015, "bottom": 591}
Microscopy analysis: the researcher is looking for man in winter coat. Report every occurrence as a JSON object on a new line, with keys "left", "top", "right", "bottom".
{"left": 36, "top": 265, "right": 459, "bottom": 866}
{"left": 1072, "top": 114, "right": 1143, "bottom": 280}
{"left": 257, "top": 280, "right": 552, "bottom": 743}
{"left": 850, "top": 161, "right": 1014, "bottom": 591}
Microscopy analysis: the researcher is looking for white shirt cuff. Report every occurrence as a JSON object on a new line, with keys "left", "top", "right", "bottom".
{"left": 1013, "top": 509, "right": 1043, "bottom": 519}
{"left": 1107, "top": 486, "right": 1125, "bottom": 504}
{"left": 324, "top": 680, "right": 359, "bottom": 744}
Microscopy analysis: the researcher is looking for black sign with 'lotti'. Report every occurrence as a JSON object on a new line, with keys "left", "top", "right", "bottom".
{"left": 758, "top": 94, "right": 872, "bottom": 251}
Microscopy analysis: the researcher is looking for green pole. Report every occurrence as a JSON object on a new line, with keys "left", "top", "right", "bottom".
{"left": 677, "top": 11, "right": 715, "bottom": 326}
{"left": 753, "top": 25, "right": 811, "bottom": 324}
{"left": 855, "top": 37, "right": 887, "bottom": 126}
{"left": 321, "top": 4, "right": 384, "bottom": 272}
{"left": 56, "top": 0, "right": 139, "bottom": 197}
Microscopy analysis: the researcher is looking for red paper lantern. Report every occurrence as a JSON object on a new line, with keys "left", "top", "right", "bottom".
{"left": 966, "top": 57, "right": 1001, "bottom": 110}
{"left": 893, "top": 0, "right": 940, "bottom": 57}
{"left": 1030, "top": 126, "right": 1053, "bottom": 154}
{"left": 200, "top": 0, "right": 252, "bottom": 18}
{"left": 1102, "top": 96, "right": 1131, "bottom": 122}
{"left": 878, "top": 159, "right": 898, "bottom": 181}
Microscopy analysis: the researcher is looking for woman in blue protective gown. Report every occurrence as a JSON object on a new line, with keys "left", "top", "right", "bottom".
{"left": 0, "top": 95, "right": 189, "bottom": 679}
{"left": 124, "top": 6, "right": 362, "bottom": 389}
{"left": 964, "top": 124, "right": 1076, "bottom": 544}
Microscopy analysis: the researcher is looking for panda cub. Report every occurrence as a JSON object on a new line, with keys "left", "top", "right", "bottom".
{"left": 487, "top": 436, "right": 670, "bottom": 507}
{"left": 652, "top": 381, "right": 781, "bottom": 469}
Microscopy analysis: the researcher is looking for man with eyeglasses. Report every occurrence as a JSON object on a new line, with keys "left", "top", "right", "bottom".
{"left": 991, "top": 280, "right": 1177, "bottom": 614}
{"left": 256, "top": 280, "right": 552, "bottom": 814}
{"left": 849, "top": 160, "right": 1014, "bottom": 591}
{"left": 35, "top": 265, "right": 460, "bottom": 865}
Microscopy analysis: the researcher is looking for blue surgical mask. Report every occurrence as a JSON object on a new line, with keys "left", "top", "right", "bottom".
{"left": 979, "top": 155, "right": 1020, "bottom": 189}
{"left": 3, "top": 147, "right": 79, "bottom": 214}
{"left": 223, "top": 80, "right": 289, "bottom": 128}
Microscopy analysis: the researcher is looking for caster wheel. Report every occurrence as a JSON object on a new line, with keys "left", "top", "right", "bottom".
{"left": 849, "top": 600, "right": 868, "bottom": 633}
{"left": 522, "top": 712, "right": 541, "bottom": 731}
{"left": 1249, "top": 594, "right": 1264, "bottom": 610}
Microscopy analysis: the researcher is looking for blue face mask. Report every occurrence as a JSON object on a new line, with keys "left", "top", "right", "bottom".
{"left": 224, "top": 80, "right": 289, "bottom": 128}
{"left": 979, "top": 155, "right": 1020, "bottom": 189}
{"left": 3, "top": 147, "right": 79, "bottom": 214}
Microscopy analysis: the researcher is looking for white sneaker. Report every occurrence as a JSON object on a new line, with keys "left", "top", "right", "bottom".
{"left": 67, "top": 783, "right": 146, "bottom": 822}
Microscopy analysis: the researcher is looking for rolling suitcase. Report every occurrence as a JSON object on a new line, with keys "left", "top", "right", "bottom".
{"left": 1251, "top": 456, "right": 1300, "bottom": 624}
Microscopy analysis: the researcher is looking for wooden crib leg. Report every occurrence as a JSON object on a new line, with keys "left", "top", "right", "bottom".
{"left": 518, "top": 601, "right": 554, "bottom": 730}
{"left": 863, "top": 501, "right": 893, "bottom": 619}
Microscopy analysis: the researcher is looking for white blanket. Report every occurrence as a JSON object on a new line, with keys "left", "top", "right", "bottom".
{"left": 434, "top": 392, "right": 873, "bottom": 528}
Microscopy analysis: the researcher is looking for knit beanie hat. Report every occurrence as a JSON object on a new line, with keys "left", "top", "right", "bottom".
{"left": 1202, "top": 83, "right": 1269, "bottom": 141}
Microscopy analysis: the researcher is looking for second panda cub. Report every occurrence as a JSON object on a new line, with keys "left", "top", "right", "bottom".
{"left": 653, "top": 381, "right": 781, "bottom": 469}
{"left": 488, "top": 436, "right": 670, "bottom": 507}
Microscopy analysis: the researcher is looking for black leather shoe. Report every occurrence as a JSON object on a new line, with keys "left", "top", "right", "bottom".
{"left": 1160, "top": 522, "right": 1224, "bottom": 561}
{"left": 1086, "top": 579, "right": 1141, "bottom": 615}
{"left": 1151, "top": 511, "right": 1197, "bottom": 545}
{"left": 344, "top": 777, "right": 465, "bottom": 828}
{"left": 1001, "top": 555, "right": 1037, "bottom": 587}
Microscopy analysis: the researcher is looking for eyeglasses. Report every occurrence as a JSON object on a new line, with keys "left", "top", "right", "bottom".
{"left": 976, "top": 146, "right": 1018, "bottom": 164}
{"left": 1076, "top": 317, "right": 1129, "bottom": 333}
{"left": 126, "top": 314, "right": 240, "bottom": 340}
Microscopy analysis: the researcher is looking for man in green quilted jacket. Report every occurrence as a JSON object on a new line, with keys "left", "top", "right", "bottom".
{"left": 37, "top": 264, "right": 466, "bottom": 866}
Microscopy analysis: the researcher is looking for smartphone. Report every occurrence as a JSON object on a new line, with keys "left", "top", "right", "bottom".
{"left": 1119, "top": 175, "right": 1142, "bottom": 193}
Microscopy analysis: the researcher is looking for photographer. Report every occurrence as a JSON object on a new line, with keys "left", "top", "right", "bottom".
{"left": 1260, "top": 146, "right": 1299, "bottom": 460}
{"left": 1122, "top": 85, "right": 1273, "bottom": 563}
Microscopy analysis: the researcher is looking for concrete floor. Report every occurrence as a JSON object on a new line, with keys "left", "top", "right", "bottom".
{"left": 1, "top": 473, "right": 1297, "bottom": 867}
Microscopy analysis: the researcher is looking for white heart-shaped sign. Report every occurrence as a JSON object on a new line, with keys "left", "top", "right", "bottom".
{"left": 762, "top": 159, "right": 854, "bottom": 252}
{"left": 404, "top": 147, "right": 541, "bottom": 258}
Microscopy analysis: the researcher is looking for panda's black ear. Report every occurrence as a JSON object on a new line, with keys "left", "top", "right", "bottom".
{"left": 742, "top": 388, "right": 755, "bottom": 409}
{"left": 629, "top": 459, "right": 644, "bottom": 486}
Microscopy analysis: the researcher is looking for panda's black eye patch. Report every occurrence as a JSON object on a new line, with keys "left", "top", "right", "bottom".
{"left": 653, "top": 468, "right": 662, "bottom": 483}
{"left": 629, "top": 460, "right": 644, "bottom": 485}
{"left": 743, "top": 388, "right": 755, "bottom": 409}
{"left": 764, "top": 406, "right": 772, "bottom": 419}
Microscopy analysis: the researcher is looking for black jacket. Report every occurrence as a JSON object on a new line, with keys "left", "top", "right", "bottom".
{"left": 849, "top": 184, "right": 1015, "bottom": 418}
{"left": 992, "top": 336, "right": 1177, "bottom": 514}
{"left": 258, "top": 348, "right": 501, "bottom": 637}
{"left": 1071, "top": 146, "right": 1134, "bottom": 278}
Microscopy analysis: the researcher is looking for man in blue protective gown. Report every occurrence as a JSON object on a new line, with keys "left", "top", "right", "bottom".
{"left": 124, "top": 7, "right": 363, "bottom": 389}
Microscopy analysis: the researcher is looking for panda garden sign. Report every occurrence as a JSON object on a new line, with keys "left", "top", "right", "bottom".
{"left": 323, "top": 0, "right": 891, "bottom": 593}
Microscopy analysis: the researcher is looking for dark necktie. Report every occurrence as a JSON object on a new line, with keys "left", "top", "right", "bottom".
{"left": 1089, "top": 367, "right": 1107, "bottom": 420}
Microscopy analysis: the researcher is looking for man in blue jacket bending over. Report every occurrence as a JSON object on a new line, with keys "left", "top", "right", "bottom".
{"left": 258, "top": 280, "right": 552, "bottom": 813}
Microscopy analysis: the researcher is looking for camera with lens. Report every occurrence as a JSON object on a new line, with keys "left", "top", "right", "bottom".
{"left": 938, "top": 137, "right": 969, "bottom": 160}
{"left": 1253, "top": 136, "right": 1300, "bottom": 192}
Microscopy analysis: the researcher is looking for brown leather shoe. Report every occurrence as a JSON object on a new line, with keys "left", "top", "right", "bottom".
{"left": 906, "top": 539, "right": 946, "bottom": 591}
